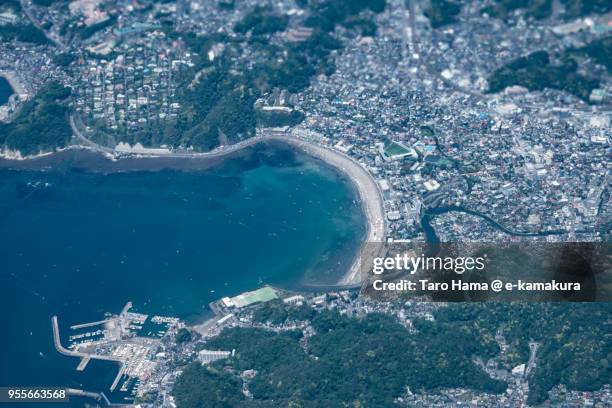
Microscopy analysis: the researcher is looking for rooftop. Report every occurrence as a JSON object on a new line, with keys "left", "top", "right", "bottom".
{"left": 222, "top": 286, "right": 279, "bottom": 309}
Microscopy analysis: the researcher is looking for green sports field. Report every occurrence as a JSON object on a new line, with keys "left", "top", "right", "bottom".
{"left": 231, "top": 286, "right": 279, "bottom": 308}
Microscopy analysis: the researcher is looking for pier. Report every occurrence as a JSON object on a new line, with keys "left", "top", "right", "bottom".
{"left": 76, "top": 355, "right": 90, "bottom": 371}
{"left": 70, "top": 319, "right": 109, "bottom": 330}
{"left": 67, "top": 388, "right": 133, "bottom": 407}
{"left": 67, "top": 388, "right": 101, "bottom": 401}
{"left": 110, "top": 365, "right": 126, "bottom": 392}
{"left": 120, "top": 301, "right": 133, "bottom": 315}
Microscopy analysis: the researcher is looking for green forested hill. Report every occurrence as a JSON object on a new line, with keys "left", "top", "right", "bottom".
{"left": 0, "top": 82, "right": 72, "bottom": 155}
{"left": 174, "top": 302, "right": 611, "bottom": 407}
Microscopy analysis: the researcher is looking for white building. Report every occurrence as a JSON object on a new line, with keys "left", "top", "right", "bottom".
{"left": 198, "top": 349, "right": 234, "bottom": 365}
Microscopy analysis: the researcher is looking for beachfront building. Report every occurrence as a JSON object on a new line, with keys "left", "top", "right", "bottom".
{"left": 221, "top": 286, "right": 279, "bottom": 310}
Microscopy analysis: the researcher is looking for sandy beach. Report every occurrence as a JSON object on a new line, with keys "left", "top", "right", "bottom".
{"left": 272, "top": 135, "right": 385, "bottom": 286}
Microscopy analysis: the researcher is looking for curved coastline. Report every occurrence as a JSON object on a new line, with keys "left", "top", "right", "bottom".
{"left": 272, "top": 135, "right": 385, "bottom": 286}
{"left": 0, "top": 132, "right": 386, "bottom": 286}
{"left": 0, "top": 71, "right": 24, "bottom": 97}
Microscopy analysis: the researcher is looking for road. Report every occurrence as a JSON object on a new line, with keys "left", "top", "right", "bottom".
{"left": 407, "top": 0, "right": 419, "bottom": 56}
{"left": 69, "top": 115, "right": 114, "bottom": 154}
{"left": 525, "top": 341, "right": 540, "bottom": 377}
{"left": 19, "top": 0, "right": 67, "bottom": 51}
{"left": 70, "top": 114, "right": 274, "bottom": 159}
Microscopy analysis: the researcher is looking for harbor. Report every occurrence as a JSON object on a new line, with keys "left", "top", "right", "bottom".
{"left": 50, "top": 286, "right": 297, "bottom": 404}
{"left": 52, "top": 301, "right": 182, "bottom": 404}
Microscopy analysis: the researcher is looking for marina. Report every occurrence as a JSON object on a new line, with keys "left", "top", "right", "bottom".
{"left": 52, "top": 301, "right": 181, "bottom": 402}
{"left": 51, "top": 285, "right": 293, "bottom": 403}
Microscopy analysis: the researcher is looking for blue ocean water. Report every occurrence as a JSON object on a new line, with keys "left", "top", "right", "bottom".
{"left": 0, "top": 76, "right": 13, "bottom": 105}
{"left": 0, "top": 144, "right": 365, "bottom": 404}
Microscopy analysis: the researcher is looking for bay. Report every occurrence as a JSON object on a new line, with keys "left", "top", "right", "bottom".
{"left": 0, "top": 143, "right": 365, "bottom": 404}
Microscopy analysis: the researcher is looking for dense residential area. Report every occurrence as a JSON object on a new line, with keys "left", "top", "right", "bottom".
{"left": 0, "top": 0, "right": 610, "bottom": 407}
{"left": 0, "top": 0, "right": 609, "bottom": 242}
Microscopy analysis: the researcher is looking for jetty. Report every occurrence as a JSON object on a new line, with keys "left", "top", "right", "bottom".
{"left": 70, "top": 319, "right": 110, "bottom": 330}
{"left": 67, "top": 388, "right": 101, "bottom": 401}
{"left": 67, "top": 388, "right": 132, "bottom": 407}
